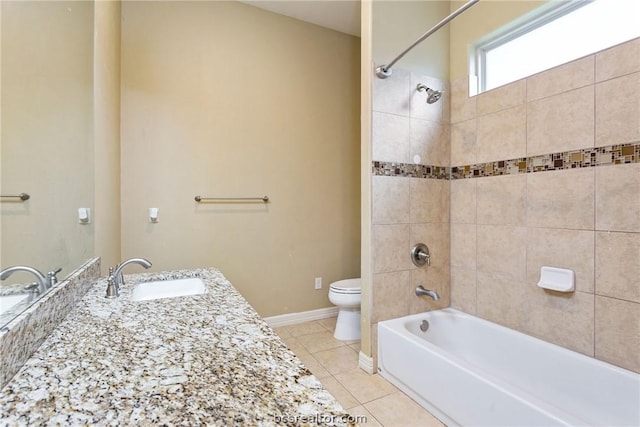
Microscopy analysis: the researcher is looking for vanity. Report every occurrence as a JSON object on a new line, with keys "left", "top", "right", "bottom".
{"left": 0, "top": 262, "right": 351, "bottom": 425}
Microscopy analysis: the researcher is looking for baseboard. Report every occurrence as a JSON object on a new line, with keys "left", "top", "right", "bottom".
{"left": 263, "top": 306, "right": 338, "bottom": 328}
{"left": 358, "top": 351, "right": 374, "bottom": 374}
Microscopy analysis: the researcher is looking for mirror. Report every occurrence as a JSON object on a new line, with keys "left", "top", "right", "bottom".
{"left": 0, "top": 1, "right": 95, "bottom": 325}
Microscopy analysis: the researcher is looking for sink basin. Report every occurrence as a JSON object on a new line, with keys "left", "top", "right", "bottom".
{"left": 131, "top": 277, "right": 206, "bottom": 301}
{"left": 0, "top": 293, "right": 31, "bottom": 315}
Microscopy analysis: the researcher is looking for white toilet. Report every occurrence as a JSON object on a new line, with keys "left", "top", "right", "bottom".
{"left": 328, "top": 278, "right": 361, "bottom": 341}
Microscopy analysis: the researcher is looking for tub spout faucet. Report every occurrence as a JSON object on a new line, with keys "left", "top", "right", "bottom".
{"left": 0, "top": 266, "right": 48, "bottom": 294}
{"left": 416, "top": 285, "right": 440, "bottom": 301}
{"left": 112, "top": 258, "right": 152, "bottom": 290}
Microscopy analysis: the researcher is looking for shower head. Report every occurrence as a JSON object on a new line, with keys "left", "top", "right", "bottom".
{"left": 417, "top": 84, "right": 443, "bottom": 104}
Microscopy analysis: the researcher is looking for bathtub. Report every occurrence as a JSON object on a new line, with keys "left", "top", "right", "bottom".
{"left": 377, "top": 308, "right": 640, "bottom": 427}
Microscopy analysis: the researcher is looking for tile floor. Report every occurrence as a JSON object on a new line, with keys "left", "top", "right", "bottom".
{"left": 273, "top": 317, "right": 445, "bottom": 427}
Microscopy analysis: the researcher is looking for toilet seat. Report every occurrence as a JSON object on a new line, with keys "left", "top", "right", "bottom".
{"left": 329, "top": 278, "right": 361, "bottom": 294}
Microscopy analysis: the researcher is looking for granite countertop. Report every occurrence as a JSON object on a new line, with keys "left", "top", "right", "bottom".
{"left": 0, "top": 268, "right": 352, "bottom": 426}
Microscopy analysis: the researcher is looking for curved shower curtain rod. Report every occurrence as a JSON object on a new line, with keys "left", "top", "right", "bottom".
{"left": 375, "top": 0, "right": 480, "bottom": 79}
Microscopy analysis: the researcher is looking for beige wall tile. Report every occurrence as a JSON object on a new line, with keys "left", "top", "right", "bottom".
{"left": 526, "top": 227, "right": 595, "bottom": 293}
{"left": 410, "top": 268, "right": 449, "bottom": 313}
{"left": 373, "top": 224, "right": 413, "bottom": 273}
{"left": 411, "top": 223, "right": 450, "bottom": 272}
{"left": 476, "top": 79, "right": 525, "bottom": 116}
{"left": 595, "top": 296, "right": 640, "bottom": 373}
{"left": 410, "top": 223, "right": 450, "bottom": 313}
{"left": 450, "top": 118, "right": 477, "bottom": 166}
{"left": 476, "top": 174, "right": 526, "bottom": 226}
{"left": 595, "top": 72, "right": 640, "bottom": 146}
{"left": 596, "top": 163, "right": 640, "bottom": 232}
{"left": 372, "top": 176, "right": 410, "bottom": 225}
{"left": 525, "top": 287, "right": 595, "bottom": 356}
{"left": 477, "top": 225, "right": 526, "bottom": 281}
{"left": 409, "top": 178, "right": 449, "bottom": 223}
{"left": 410, "top": 73, "right": 446, "bottom": 123}
{"left": 450, "top": 76, "right": 476, "bottom": 124}
{"left": 527, "top": 86, "right": 595, "bottom": 156}
{"left": 372, "top": 112, "right": 410, "bottom": 163}
{"left": 410, "top": 118, "right": 449, "bottom": 166}
{"left": 450, "top": 267, "right": 476, "bottom": 314}
{"left": 450, "top": 178, "right": 476, "bottom": 224}
{"left": 476, "top": 105, "right": 526, "bottom": 164}
{"left": 595, "top": 38, "right": 640, "bottom": 83}
{"left": 372, "top": 271, "right": 411, "bottom": 323}
{"left": 442, "top": 86, "right": 451, "bottom": 125}
{"left": 527, "top": 168, "right": 595, "bottom": 230}
{"left": 451, "top": 223, "right": 476, "bottom": 270}
{"left": 477, "top": 272, "right": 527, "bottom": 331}
{"left": 373, "top": 67, "right": 411, "bottom": 116}
{"left": 527, "top": 56, "right": 594, "bottom": 102}
{"left": 596, "top": 231, "right": 640, "bottom": 303}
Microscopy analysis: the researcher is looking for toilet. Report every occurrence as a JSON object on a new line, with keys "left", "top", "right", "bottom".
{"left": 328, "top": 278, "right": 361, "bottom": 341}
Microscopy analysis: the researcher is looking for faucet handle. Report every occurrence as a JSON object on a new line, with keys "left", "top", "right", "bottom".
{"left": 411, "top": 243, "right": 431, "bottom": 267}
{"left": 105, "top": 274, "right": 118, "bottom": 298}
{"left": 23, "top": 282, "right": 40, "bottom": 294}
{"left": 47, "top": 267, "right": 62, "bottom": 286}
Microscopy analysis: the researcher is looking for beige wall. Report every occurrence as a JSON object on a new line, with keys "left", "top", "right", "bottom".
{"left": 1, "top": 1, "right": 94, "bottom": 283}
{"left": 450, "top": 38, "right": 640, "bottom": 373}
{"left": 120, "top": 1, "right": 361, "bottom": 317}
{"left": 373, "top": 0, "right": 450, "bottom": 80}
{"left": 94, "top": 0, "right": 122, "bottom": 270}
{"left": 449, "top": 0, "right": 547, "bottom": 81}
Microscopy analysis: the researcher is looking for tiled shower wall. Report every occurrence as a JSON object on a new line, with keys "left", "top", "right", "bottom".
{"left": 369, "top": 38, "right": 639, "bottom": 374}
{"left": 449, "top": 38, "right": 640, "bottom": 373}
{"left": 370, "top": 68, "right": 451, "bottom": 366}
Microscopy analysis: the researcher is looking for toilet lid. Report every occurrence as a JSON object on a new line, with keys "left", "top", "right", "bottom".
{"left": 330, "top": 278, "right": 361, "bottom": 294}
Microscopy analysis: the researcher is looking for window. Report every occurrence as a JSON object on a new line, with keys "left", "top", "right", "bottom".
{"left": 471, "top": 0, "right": 640, "bottom": 95}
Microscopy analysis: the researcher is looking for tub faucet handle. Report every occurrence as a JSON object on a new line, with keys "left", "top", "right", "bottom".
{"left": 411, "top": 243, "right": 430, "bottom": 267}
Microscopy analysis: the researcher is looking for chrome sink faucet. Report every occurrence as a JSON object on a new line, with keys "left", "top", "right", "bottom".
{"left": 416, "top": 285, "right": 440, "bottom": 301}
{"left": 0, "top": 265, "right": 59, "bottom": 294}
{"left": 106, "top": 258, "right": 152, "bottom": 298}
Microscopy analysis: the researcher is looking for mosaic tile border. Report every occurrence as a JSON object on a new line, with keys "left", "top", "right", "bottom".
{"left": 372, "top": 142, "right": 639, "bottom": 180}
{"left": 451, "top": 142, "right": 640, "bottom": 179}
{"left": 372, "top": 162, "right": 450, "bottom": 180}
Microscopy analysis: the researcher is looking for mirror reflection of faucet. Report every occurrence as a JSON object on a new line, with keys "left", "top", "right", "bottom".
{"left": 0, "top": 265, "right": 61, "bottom": 295}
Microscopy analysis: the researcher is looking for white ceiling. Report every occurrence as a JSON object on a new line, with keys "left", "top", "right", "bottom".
{"left": 240, "top": 1, "right": 361, "bottom": 37}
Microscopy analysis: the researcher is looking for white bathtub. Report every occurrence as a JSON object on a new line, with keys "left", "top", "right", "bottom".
{"left": 378, "top": 308, "right": 640, "bottom": 427}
